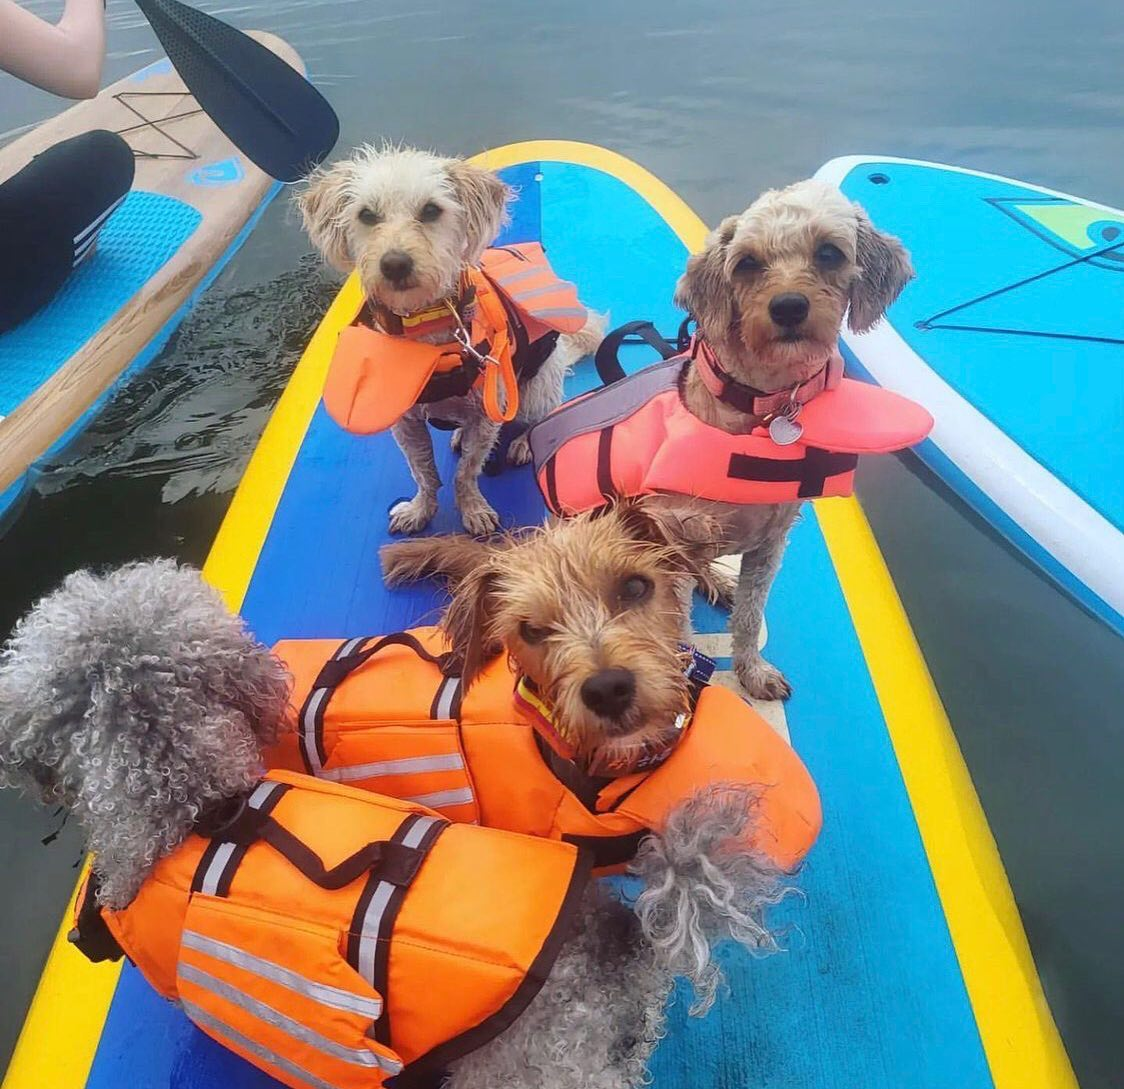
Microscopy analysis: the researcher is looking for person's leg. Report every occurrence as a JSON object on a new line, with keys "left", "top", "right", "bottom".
{"left": 0, "top": 129, "right": 134, "bottom": 333}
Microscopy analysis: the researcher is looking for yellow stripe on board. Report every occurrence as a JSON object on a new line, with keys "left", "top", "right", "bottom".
{"left": 814, "top": 498, "right": 1076, "bottom": 1088}
{"left": 3, "top": 139, "right": 1075, "bottom": 1089}
{"left": 1, "top": 868, "right": 120, "bottom": 1089}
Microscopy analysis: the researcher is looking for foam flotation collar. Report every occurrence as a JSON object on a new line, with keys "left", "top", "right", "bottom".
{"left": 322, "top": 243, "right": 587, "bottom": 434}
{"left": 70, "top": 770, "right": 588, "bottom": 1089}
{"left": 526, "top": 352, "right": 934, "bottom": 513}
{"left": 265, "top": 629, "right": 822, "bottom": 874}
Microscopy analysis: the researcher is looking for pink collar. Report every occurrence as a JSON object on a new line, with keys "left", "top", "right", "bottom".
{"left": 692, "top": 336, "right": 843, "bottom": 418}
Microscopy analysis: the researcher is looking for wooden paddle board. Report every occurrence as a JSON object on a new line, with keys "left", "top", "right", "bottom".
{"left": 0, "top": 32, "right": 301, "bottom": 519}
{"left": 2, "top": 143, "right": 1076, "bottom": 1089}
{"left": 815, "top": 156, "right": 1124, "bottom": 636}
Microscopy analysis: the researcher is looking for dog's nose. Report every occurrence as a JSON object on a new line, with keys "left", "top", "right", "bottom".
{"left": 379, "top": 250, "right": 414, "bottom": 283}
{"left": 768, "top": 292, "right": 810, "bottom": 327}
{"left": 580, "top": 669, "right": 637, "bottom": 718}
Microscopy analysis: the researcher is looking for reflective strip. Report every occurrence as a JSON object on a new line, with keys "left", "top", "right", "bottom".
{"left": 432, "top": 675, "right": 461, "bottom": 720}
{"left": 199, "top": 781, "right": 284, "bottom": 896}
{"left": 301, "top": 688, "right": 329, "bottom": 774}
{"left": 301, "top": 638, "right": 366, "bottom": 775}
{"left": 317, "top": 751, "right": 465, "bottom": 783}
{"left": 73, "top": 195, "right": 126, "bottom": 244}
{"left": 198, "top": 842, "right": 236, "bottom": 897}
{"left": 508, "top": 283, "right": 571, "bottom": 303}
{"left": 181, "top": 931, "right": 383, "bottom": 1019}
{"left": 406, "top": 787, "right": 474, "bottom": 810}
{"left": 178, "top": 963, "right": 401, "bottom": 1073}
{"left": 183, "top": 1001, "right": 392, "bottom": 1089}
{"left": 496, "top": 266, "right": 542, "bottom": 287}
{"left": 529, "top": 306, "right": 587, "bottom": 321}
{"left": 355, "top": 815, "right": 439, "bottom": 983}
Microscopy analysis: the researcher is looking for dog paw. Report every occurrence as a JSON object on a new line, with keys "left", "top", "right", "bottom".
{"left": 506, "top": 434, "right": 532, "bottom": 466}
{"left": 459, "top": 500, "right": 501, "bottom": 537}
{"left": 736, "top": 658, "right": 792, "bottom": 701}
{"left": 388, "top": 496, "right": 438, "bottom": 536}
{"left": 449, "top": 428, "right": 463, "bottom": 455}
{"left": 697, "top": 563, "right": 737, "bottom": 609}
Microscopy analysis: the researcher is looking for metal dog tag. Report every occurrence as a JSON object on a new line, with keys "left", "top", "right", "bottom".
{"left": 768, "top": 412, "right": 803, "bottom": 446}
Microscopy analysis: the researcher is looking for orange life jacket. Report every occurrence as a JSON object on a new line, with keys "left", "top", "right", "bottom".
{"left": 527, "top": 351, "right": 933, "bottom": 514}
{"left": 323, "top": 243, "right": 587, "bottom": 433}
{"left": 70, "top": 769, "right": 588, "bottom": 1089}
{"left": 265, "top": 630, "right": 822, "bottom": 874}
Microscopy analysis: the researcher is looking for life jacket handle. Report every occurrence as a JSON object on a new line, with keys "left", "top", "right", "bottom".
{"left": 594, "top": 320, "right": 682, "bottom": 386}
{"left": 203, "top": 795, "right": 433, "bottom": 891}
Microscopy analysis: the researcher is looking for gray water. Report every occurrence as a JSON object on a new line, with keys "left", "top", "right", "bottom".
{"left": 1, "top": 1, "right": 1122, "bottom": 1086}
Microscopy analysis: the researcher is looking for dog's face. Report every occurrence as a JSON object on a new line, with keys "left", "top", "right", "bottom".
{"left": 383, "top": 505, "right": 717, "bottom": 776}
{"left": 296, "top": 145, "right": 511, "bottom": 314}
{"left": 676, "top": 179, "right": 914, "bottom": 391}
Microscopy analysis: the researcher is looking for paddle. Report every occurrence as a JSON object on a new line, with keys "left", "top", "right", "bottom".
{"left": 134, "top": 0, "right": 339, "bottom": 182}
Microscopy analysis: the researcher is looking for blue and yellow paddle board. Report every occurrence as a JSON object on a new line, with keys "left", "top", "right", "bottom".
{"left": 816, "top": 156, "right": 1124, "bottom": 636}
{"left": 3, "top": 143, "right": 1075, "bottom": 1089}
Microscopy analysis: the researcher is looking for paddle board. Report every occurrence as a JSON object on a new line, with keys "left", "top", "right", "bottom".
{"left": 2, "top": 143, "right": 1075, "bottom": 1089}
{"left": 815, "top": 156, "right": 1124, "bottom": 636}
{"left": 0, "top": 33, "right": 301, "bottom": 521}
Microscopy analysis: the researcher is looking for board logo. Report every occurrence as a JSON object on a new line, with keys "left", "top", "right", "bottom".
{"left": 989, "top": 197, "right": 1124, "bottom": 271}
{"left": 189, "top": 158, "right": 245, "bottom": 187}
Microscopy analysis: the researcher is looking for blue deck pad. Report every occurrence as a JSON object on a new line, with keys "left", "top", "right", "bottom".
{"left": 87, "top": 162, "right": 992, "bottom": 1088}
{"left": 837, "top": 163, "right": 1124, "bottom": 532}
{"left": 0, "top": 191, "right": 201, "bottom": 417}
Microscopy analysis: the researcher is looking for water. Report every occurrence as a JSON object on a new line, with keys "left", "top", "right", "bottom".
{"left": 1, "top": 0, "right": 1121, "bottom": 1085}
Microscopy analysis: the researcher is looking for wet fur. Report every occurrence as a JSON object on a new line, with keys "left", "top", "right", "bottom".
{"left": 670, "top": 180, "right": 914, "bottom": 698}
{"left": 296, "top": 143, "right": 603, "bottom": 537}
{"left": 382, "top": 503, "right": 797, "bottom": 1005}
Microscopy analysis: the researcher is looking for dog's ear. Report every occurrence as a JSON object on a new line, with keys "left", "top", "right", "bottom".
{"left": 380, "top": 535, "right": 494, "bottom": 589}
{"left": 847, "top": 209, "right": 914, "bottom": 333}
{"left": 445, "top": 160, "right": 512, "bottom": 264}
{"left": 613, "top": 500, "right": 721, "bottom": 580}
{"left": 295, "top": 159, "right": 357, "bottom": 272}
{"left": 674, "top": 215, "right": 739, "bottom": 337}
{"left": 441, "top": 562, "right": 503, "bottom": 689}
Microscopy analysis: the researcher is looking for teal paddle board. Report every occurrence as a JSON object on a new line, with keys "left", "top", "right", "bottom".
{"left": 816, "top": 156, "right": 1124, "bottom": 636}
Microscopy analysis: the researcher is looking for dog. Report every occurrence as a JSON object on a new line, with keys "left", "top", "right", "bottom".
{"left": 379, "top": 502, "right": 820, "bottom": 995}
{"left": 296, "top": 144, "right": 602, "bottom": 537}
{"left": 666, "top": 179, "right": 914, "bottom": 698}
{"left": 0, "top": 557, "right": 801, "bottom": 1089}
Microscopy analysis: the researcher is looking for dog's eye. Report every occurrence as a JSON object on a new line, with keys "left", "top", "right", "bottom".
{"left": 617, "top": 575, "right": 653, "bottom": 606}
{"left": 733, "top": 254, "right": 763, "bottom": 275}
{"left": 814, "top": 242, "right": 845, "bottom": 268}
{"left": 357, "top": 207, "right": 381, "bottom": 226}
{"left": 519, "top": 621, "right": 551, "bottom": 645}
{"left": 418, "top": 202, "right": 443, "bottom": 223}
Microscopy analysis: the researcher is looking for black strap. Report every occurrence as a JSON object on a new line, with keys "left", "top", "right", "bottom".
{"left": 561, "top": 829, "right": 650, "bottom": 869}
{"left": 727, "top": 447, "right": 859, "bottom": 499}
{"left": 201, "top": 797, "right": 428, "bottom": 892}
{"left": 595, "top": 427, "right": 615, "bottom": 500}
{"left": 313, "top": 632, "right": 455, "bottom": 691}
{"left": 594, "top": 320, "right": 680, "bottom": 386}
{"left": 415, "top": 352, "right": 484, "bottom": 404}
{"left": 67, "top": 871, "right": 124, "bottom": 964}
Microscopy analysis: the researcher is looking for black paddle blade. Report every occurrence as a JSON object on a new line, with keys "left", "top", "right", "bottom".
{"left": 135, "top": 0, "right": 339, "bottom": 182}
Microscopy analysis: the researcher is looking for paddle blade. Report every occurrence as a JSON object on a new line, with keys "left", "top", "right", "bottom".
{"left": 135, "top": 0, "right": 339, "bottom": 181}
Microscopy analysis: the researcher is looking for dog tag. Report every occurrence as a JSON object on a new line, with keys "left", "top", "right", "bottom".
{"left": 768, "top": 413, "right": 803, "bottom": 446}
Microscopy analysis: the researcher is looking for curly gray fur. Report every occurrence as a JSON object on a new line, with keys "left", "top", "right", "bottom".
{"left": 446, "top": 883, "right": 671, "bottom": 1089}
{"left": 0, "top": 560, "right": 291, "bottom": 909}
{"left": 630, "top": 785, "right": 794, "bottom": 1015}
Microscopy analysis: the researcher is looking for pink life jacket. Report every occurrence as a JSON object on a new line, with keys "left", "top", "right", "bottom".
{"left": 529, "top": 353, "right": 933, "bottom": 513}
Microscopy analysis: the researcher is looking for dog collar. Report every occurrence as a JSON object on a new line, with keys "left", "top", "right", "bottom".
{"left": 367, "top": 273, "right": 477, "bottom": 343}
{"left": 513, "top": 646, "right": 716, "bottom": 776}
{"left": 692, "top": 335, "right": 842, "bottom": 419}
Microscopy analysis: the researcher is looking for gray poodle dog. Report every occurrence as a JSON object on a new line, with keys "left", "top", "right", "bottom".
{"left": 0, "top": 561, "right": 793, "bottom": 1089}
